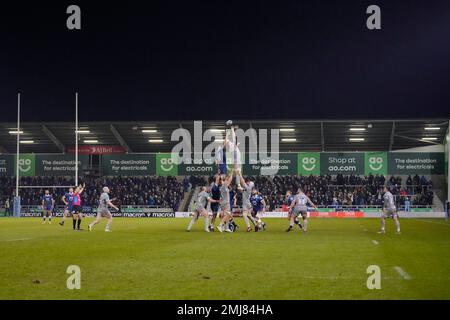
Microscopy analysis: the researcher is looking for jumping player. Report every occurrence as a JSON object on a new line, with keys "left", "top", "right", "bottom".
{"left": 41, "top": 190, "right": 54, "bottom": 224}
{"left": 288, "top": 188, "right": 317, "bottom": 232}
{"left": 217, "top": 173, "right": 234, "bottom": 233}
{"left": 226, "top": 121, "right": 242, "bottom": 189}
{"left": 187, "top": 186, "right": 219, "bottom": 232}
{"left": 59, "top": 187, "right": 74, "bottom": 226}
{"left": 72, "top": 183, "right": 85, "bottom": 231}
{"left": 88, "top": 187, "right": 119, "bottom": 232}
{"left": 250, "top": 188, "right": 266, "bottom": 232}
{"left": 378, "top": 186, "right": 401, "bottom": 234}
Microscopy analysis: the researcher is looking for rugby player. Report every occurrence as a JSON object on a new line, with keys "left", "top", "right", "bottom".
{"left": 41, "top": 190, "right": 54, "bottom": 224}
{"left": 88, "top": 187, "right": 119, "bottom": 232}
{"left": 288, "top": 188, "right": 317, "bottom": 232}
{"left": 378, "top": 186, "right": 401, "bottom": 234}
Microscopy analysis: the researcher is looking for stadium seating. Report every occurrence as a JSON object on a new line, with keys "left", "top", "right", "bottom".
{"left": 0, "top": 174, "right": 434, "bottom": 211}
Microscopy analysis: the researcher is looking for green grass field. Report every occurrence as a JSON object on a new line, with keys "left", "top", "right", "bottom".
{"left": 0, "top": 217, "right": 449, "bottom": 300}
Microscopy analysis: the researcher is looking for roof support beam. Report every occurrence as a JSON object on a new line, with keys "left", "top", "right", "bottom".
{"left": 110, "top": 124, "right": 132, "bottom": 153}
{"left": 389, "top": 121, "right": 395, "bottom": 151}
{"left": 42, "top": 125, "right": 65, "bottom": 153}
{"left": 394, "top": 134, "right": 441, "bottom": 145}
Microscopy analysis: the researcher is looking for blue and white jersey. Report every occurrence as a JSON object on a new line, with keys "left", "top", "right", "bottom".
{"left": 64, "top": 192, "right": 74, "bottom": 209}
{"left": 287, "top": 195, "right": 295, "bottom": 207}
{"left": 43, "top": 194, "right": 53, "bottom": 209}
{"left": 250, "top": 194, "right": 264, "bottom": 213}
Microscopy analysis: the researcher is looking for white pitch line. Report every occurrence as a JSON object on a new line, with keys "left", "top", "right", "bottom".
{"left": 372, "top": 240, "right": 379, "bottom": 245}
{"left": 394, "top": 266, "right": 411, "bottom": 280}
{"left": 413, "top": 219, "right": 450, "bottom": 226}
{"left": 2, "top": 238, "right": 33, "bottom": 242}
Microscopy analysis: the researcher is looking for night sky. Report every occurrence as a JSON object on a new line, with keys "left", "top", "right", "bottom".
{"left": 1, "top": 0, "right": 450, "bottom": 122}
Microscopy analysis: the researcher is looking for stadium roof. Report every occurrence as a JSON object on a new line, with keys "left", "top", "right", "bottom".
{"left": 0, "top": 120, "right": 448, "bottom": 154}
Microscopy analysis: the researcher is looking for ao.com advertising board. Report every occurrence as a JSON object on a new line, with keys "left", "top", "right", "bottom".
{"left": 0, "top": 154, "right": 89, "bottom": 176}
{"left": 1, "top": 152, "right": 444, "bottom": 177}
{"left": 102, "top": 152, "right": 444, "bottom": 176}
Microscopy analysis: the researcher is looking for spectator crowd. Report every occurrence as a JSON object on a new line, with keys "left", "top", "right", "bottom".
{"left": 0, "top": 176, "right": 185, "bottom": 211}
{"left": 0, "top": 174, "right": 435, "bottom": 212}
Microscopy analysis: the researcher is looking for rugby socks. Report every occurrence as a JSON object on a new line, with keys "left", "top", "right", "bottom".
{"left": 77, "top": 218, "right": 81, "bottom": 229}
{"left": 204, "top": 217, "right": 209, "bottom": 231}
{"left": 73, "top": 219, "right": 77, "bottom": 229}
{"left": 303, "top": 219, "right": 308, "bottom": 232}
{"left": 395, "top": 220, "right": 400, "bottom": 233}
{"left": 187, "top": 216, "right": 196, "bottom": 231}
{"left": 243, "top": 215, "right": 251, "bottom": 228}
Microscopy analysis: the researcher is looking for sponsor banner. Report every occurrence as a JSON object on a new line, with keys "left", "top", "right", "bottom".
{"left": 298, "top": 152, "right": 320, "bottom": 175}
{"left": 0, "top": 155, "right": 14, "bottom": 176}
{"left": 365, "top": 152, "right": 387, "bottom": 176}
{"left": 66, "top": 145, "right": 125, "bottom": 155}
{"left": 388, "top": 152, "right": 445, "bottom": 175}
{"left": 15, "top": 154, "right": 36, "bottom": 176}
{"left": 115, "top": 212, "right": 175, "bottom": 218}
{"left": 243, "top": 153, "right": 297, "bottom": 175}
{"left": 320, "top": 153, "right": 364, "bottom": 175}
{"left": 178, "top": 158, "right": 216, "bottom": 176}
{"left": 35, "top": 154, "right": 88, "bottom": 176}
{"left": 310, "top": 211, "right": 365, "bottom": 218}
{"left": 102, "top": 154, "right": 156, "bottom": 176}
{"left": 98, "top": 152, "right": 445, "bottom": 176}
{"left": 156, "top": 153, "right": 178, "bottom": 176}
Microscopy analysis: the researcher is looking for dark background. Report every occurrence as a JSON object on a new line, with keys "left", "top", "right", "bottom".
{"left": 1, "top": 0, "right": 449, "bottom": 122}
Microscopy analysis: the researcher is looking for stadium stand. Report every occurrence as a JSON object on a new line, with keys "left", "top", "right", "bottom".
{"left": 0, "top": 174, "right": 435, "bottom": 212}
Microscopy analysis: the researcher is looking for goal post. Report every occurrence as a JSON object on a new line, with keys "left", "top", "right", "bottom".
{"left": 12, "top": 92, "right": 80, "bottom": 218}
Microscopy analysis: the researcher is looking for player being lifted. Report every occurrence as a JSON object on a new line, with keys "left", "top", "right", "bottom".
{"left": 72, "top": 183, "right": 85, "bottom": 231}
{"left": 88, "top": 187, "right": 119, "bottom": 232}
{"left": 225, "top": 120, "right": 242, "bottom": 189}
{"left": 286, "top": 190, "right": 302, "bottom": 230}
{"left": 41, "top": 190, "right": 54, "bottom": 224}
{"left": 236, "top": 169, "right": 257, "bottom": 232}
{"left": 378, "top": 186, "right": 401, "bottom": 234}
{"left": 217, "top": 172, "right": 234, "bottom": 233}
{"left": 250, "top": 187, "right": 267, "bottom": 232}
{"left": 288, "top": 188, "right": 317, "bottom": 232}
{"left": 59, "top": 187, "right": 74, "bottom": 226}
{"left": 187, "top": 185, "right": 219, "bottom": 232}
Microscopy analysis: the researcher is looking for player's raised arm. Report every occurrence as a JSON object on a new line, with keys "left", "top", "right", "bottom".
{"left": 224, "top": 173, "right": 233, "bottom": 186}
{"left": 61, "top": 195, "right": 67, "bottom": 205}
{"left": 236, "top": 169, "right": 247, "bottom": 188}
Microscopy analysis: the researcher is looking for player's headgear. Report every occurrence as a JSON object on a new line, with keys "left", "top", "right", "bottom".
{"left": 103, "top": 187, "right": 110, "bottom": 193}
